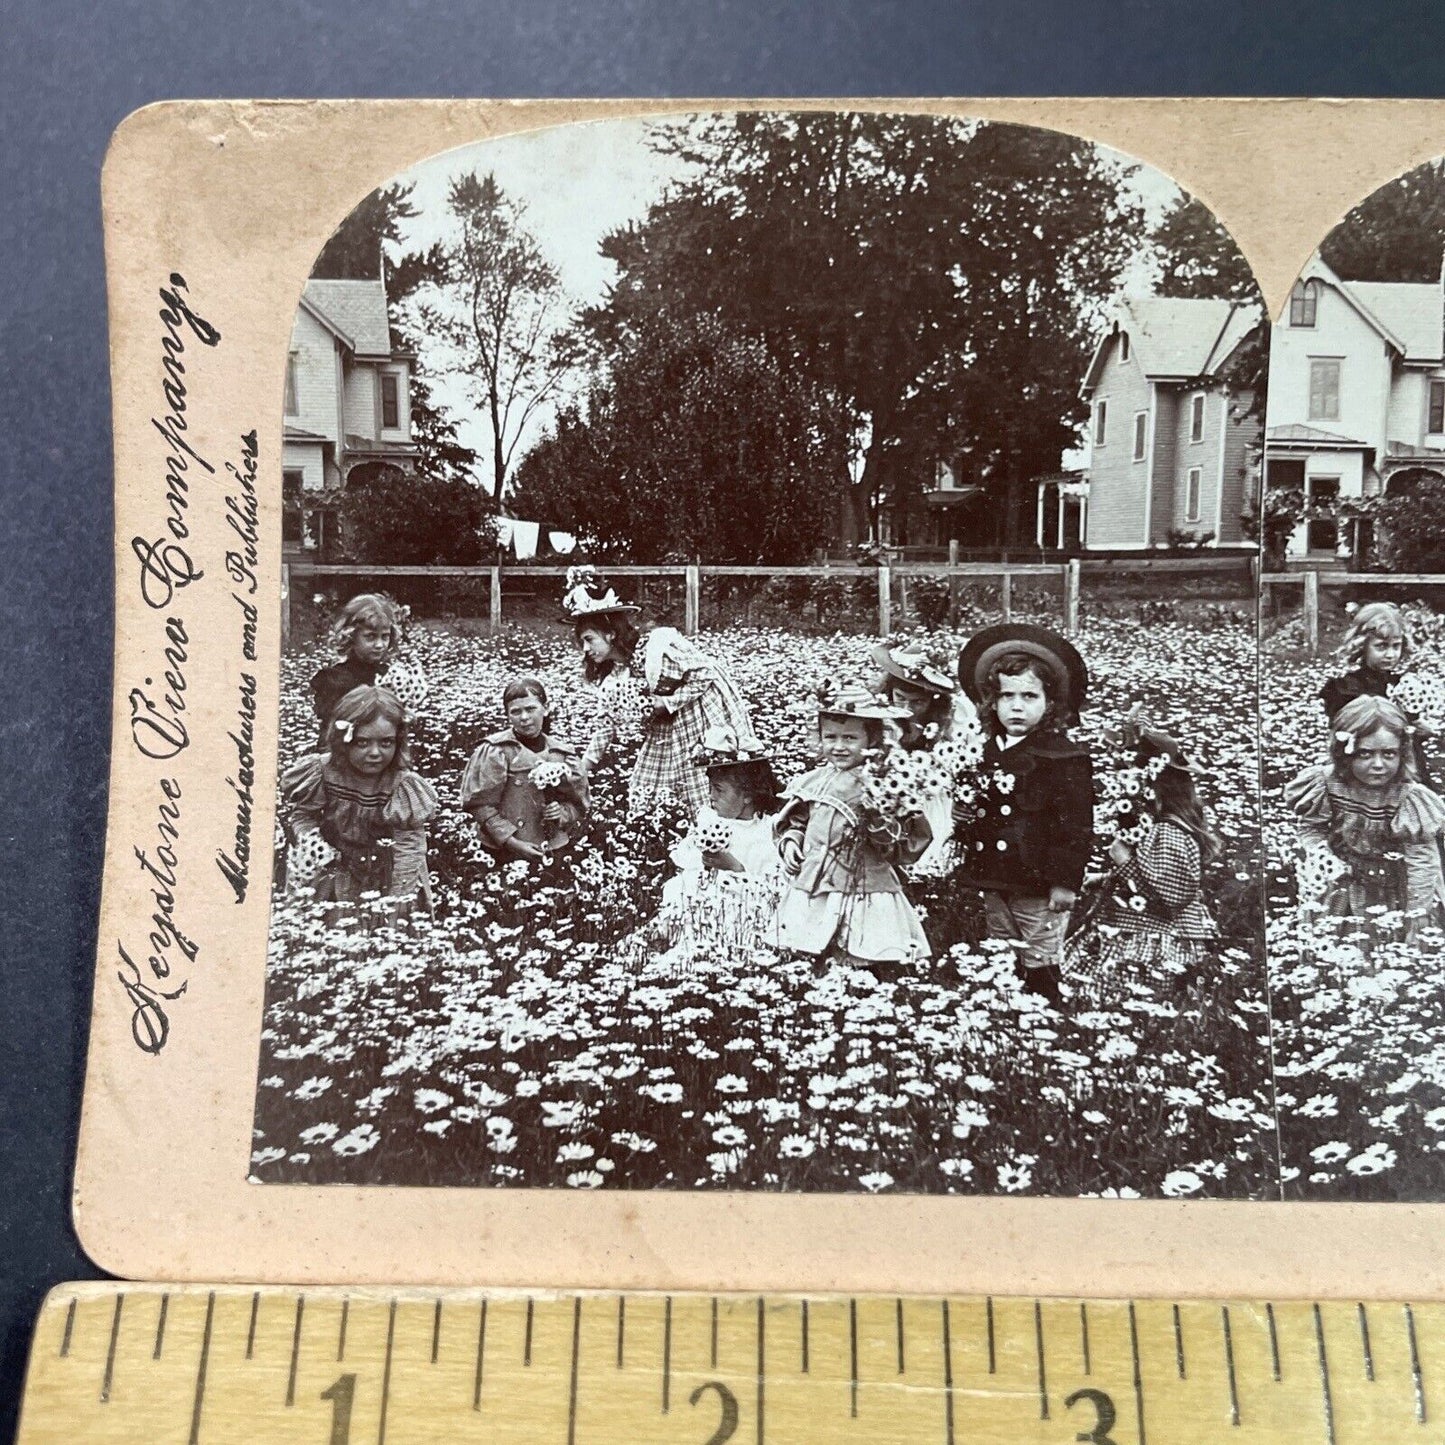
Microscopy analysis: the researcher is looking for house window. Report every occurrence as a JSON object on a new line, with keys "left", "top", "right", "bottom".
{"left": 1308, "top": 359, "right": 1341, "bottom": 422}
{"left": 1190, "top": 392, "right": 1206, "bottom": 444}
{"left": 1306, "top": 475, "right": 1340, "bottom": 553}
{"left": 1093, "top": 399, "right": 1108, "bottom": 446}
{"left": 1185, "top": 467, "right": 1202, "bottom": 522}
{"left": 380, "top": 372, "right": 400, "bottom": 430}
{"left": 1118, "top": 332, "right": 1130, "bottom": 363}
{"left": 282, "top": 468, "right": 304, "bottom": 545}
{"left": 1290, "top": 279, "right": 1319, "bottom": 328}
{"left": 284, "top": 353, "right": 299, "bottom": 416}
{"left": 1133, "top": 411, "right": 1148, "bottom": 463}
{"left": 1430, "top": 379, "right": 1445, "bottom": 434}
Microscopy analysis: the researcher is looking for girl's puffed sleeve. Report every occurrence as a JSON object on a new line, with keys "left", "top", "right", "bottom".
{"left": 280, "top": 754, "right": 328, "bottom": 834}
{"left": 1392, "top": 782, "right": 1445, "bottom": 843}
{"left": 459, "top": 744, "right": 512, "bottom": 841}
{"left": 1283, "top": 765, "right": 1332, "bottom": 848}
{"left": 384, "top": 771, "right": 439, "bottom": 829}
{"left": 556, "top": 749, "right": 590, "bottom": 838}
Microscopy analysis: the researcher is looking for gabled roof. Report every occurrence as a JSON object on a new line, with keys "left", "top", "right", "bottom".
{"left": 302, "top": 278, "right": 395, "bottom": 356}
{"left": 1293, "top": 255, "right": 1408, "bottom": 356}
{"left": 1347, "top": 281, "right": 1443, "bottom": 362}
{"left": 1081, "top": 295, "right": 1263, "bottom": 394}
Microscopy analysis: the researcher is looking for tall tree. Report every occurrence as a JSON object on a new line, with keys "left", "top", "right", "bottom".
{"left": 311, "top": 183, "right": 479, "bottom": 488}
{"left": 412, "top": 172, "right": 573, "bottom": 498}
{"left": 1152, "top": 195, "right": 1259, "bottom": 301}
{"left": 1320, "top": 159, "right": 1445, "bottom": 282}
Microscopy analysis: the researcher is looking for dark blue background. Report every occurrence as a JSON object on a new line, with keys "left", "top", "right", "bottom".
{"left": 2, "top": 0, "right": 1441, "bottom": 1431}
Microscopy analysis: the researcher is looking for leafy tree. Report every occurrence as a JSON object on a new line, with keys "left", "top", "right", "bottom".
{"left": 1361, "top": 475, "right": 1445, "bottom": 571}
{"left": 510, "top": 312, "right": 845, "bottom": 563}
{"left": 311, "top": 183, "right": 478, "bottom": 487}
{"left": 1320, "top": 159, "right": 1445, "bottom": 282}
{"left": 1152, "top": 195, "right": 1258, "bottom": 302}
{"left": 339, "top": 467, "right": 493, "bottom": 565}
{"left": 411, "top": 172, "right": 573, "bottom": 498}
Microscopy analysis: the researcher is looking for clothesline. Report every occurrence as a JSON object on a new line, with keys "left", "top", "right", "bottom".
{"left": 491, "top": 515, "right": 577, "bottom": 560}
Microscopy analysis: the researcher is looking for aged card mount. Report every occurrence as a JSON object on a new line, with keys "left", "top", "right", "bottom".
{"left": 82, "top": 98, "right": 1445, "bottom": 1295}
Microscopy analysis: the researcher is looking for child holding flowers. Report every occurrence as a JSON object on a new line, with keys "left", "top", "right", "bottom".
{"left": 281, "top": 684, "right": 439, "bottom": 922}
{"left": 460, "top": 677, "right": 589, "bottom": 866}
{"left": 1064, "top": 727, "right": 1221, "bottom": 1001}
{"left": 310, "top": 593, "right": 427, "bottom": 747}
{"left": 1285, "top": 694, "right": 1445, "bottom": 937}
{"left": 955, "top": 623, "right": 1094, "bottom": 1008}
{"left": 565, "top": 567, "right": 755, "bottom": 819}
{"left": 771, "top": 682, "right": 932, "bottom": 968}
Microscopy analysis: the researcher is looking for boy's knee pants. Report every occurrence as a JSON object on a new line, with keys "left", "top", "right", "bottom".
{"left": 983, "top": 892, "right": 1070, "bottom": 971}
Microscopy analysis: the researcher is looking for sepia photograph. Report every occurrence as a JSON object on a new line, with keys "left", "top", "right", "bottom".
{"left": 1262, "top": 156, "right": 1445, "bottom": 1200}
{"left": 249, "top": 110, "right": 1274, "bottom": 1200}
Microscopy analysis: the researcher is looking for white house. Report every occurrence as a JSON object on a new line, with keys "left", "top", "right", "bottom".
{"left": 1265, "top": 254, "right": 1445, "bottom": 561}
{"left": 1071, "top": 295, "right": 1263, "bottom": 550}
{"left": 283, "top": 278, "right": 417, "bottom": 558}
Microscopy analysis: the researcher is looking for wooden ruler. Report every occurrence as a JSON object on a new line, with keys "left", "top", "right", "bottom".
{"left": 15, "top": 1284, "right": 1442, "bottom": 1442}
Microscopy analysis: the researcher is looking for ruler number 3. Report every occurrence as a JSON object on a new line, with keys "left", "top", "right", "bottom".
{"left": 689, "top": 1380, "right": 740, "bottom": 1444}
{"left": 1064, "top": 1387, "right": 1118, "bottom": 1444}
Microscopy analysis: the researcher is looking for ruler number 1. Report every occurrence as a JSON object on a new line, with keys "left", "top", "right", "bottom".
{"left": 321, "top": 1373, "right": 357, "bottom": 1444}
{"left": 689, "top": 1380, "right": 740, "bottom": 1444}
{"left": 1064, "top": 1387, "right": 1118, "bottom": 1444}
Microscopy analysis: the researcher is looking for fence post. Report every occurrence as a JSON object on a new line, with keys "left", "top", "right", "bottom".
{"left": 684, "top": 564, "right": 700, "bottom": 636}
{"left": 1303, "top": 569, "right": 1319, "bottom": 657}
{"left": 490, "top": 564, "right": 502, "bottom": 634}
{"left": 1000, "top": 567, "right": 1012, "bottom": 623}
{"left": 280, "top": 563, "right": 291, "bottom": 649}
{"left": 877, "top": 564, "right": 892, "bottom": 638}
{"left": 948, "top": 538, "right": 960, "bottom": 625}
{"left": 1063, "top": 559, "right": 1081, "bottom": 636}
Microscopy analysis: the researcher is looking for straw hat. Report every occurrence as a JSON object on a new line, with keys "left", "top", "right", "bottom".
{"left": 561, "top": 566, "right": 640, "bottom": 621}
{"left": 871, "top": 644, "right": 957, "bottom": 696}
{"left": 816, "top": 679, "right": 913, "bottom": 722}
{"left": 957, "top": 623, "right": 1088, "bottom": 725}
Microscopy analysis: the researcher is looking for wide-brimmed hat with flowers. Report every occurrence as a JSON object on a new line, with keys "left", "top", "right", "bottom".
{"left": 957, "top": 622, "right": 1088, "bottom": 725}
{"left": 561, "top": 565, "right": 641, "bottom": 621}
{"left": 1135, "top": 726, "right": 1197, "bottom": 775}
{"left": 690, "top": 725, "right": 781, "bottom": 799}
{"left": 871, "top": 643, "right": 957, "bottom": 697}
{"left": 815, "top": 678, "right": 913, "bottom": 722}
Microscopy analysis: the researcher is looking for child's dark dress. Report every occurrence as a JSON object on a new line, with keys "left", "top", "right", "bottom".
{"left": 311, "top": 657, "right": 380, "bottom": 745}
{"left": 1320, "top": 666, "right": 1433, "bottom": 783}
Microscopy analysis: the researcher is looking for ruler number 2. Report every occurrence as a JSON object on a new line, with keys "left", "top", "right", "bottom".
{"left": 689, "top": 1380, "right": 740, "bottom": 1444}
{"left": 1064, "top": 1387, "right": 1118, "bottom": 1444}
{"left": 321, "top": 1373, "right": 357, "bottom": 1444}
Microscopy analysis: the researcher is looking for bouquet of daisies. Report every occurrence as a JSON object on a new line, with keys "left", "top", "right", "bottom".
{"left": 530, "top": 758, "right": 567, "bottom": 796}
{"left": 858, "top": 744, "right": 937, "bottom": 849}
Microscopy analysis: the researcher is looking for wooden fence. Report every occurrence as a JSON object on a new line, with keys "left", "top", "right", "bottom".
{"left": 1260, "top": 569, "right": 1445, "bottom": 656}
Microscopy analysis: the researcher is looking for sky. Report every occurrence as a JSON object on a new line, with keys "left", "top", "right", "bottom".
{"left": 362, "top": 113, "right": 1188, "bottom": 495}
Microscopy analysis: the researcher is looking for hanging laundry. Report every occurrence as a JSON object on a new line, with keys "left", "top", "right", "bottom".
{"left": 493, "top": 517, "right": 515, "bottom": 549}
{"left": 511, "top": 519, "right": 540, "bottom": 560}
{"left": 548, "top": 530, "right": 577, "bottom": 555}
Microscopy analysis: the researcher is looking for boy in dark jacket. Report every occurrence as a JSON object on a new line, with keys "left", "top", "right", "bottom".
{"left": 956, "top": 624, "right": 1094, "bottom": 1009}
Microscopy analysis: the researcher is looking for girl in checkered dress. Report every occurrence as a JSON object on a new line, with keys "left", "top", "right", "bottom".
{"left": 1063, "top": 729, "right": 1220, "bottom": 1002}
{"left": 565, "top": 570, "right": 756, "bottom": 819}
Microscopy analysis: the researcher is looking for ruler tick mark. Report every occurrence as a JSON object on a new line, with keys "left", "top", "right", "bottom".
{"left": 524, "top": 1297, "right": 534, "bottom": 1367}
{"left": 896, "top": 1298, "right": 905, "bottom": 1375}
{"left": 567, "top": 1297, "right": 582, "bottom": 1445}
{"left": 187, "top": 1292, "right": 216, "bottom": 1445}
{"left": 800, "top": 1299, "right": 809, "bottom": 1374}
{"left": 338, "top": 1298, "right": 349, "bottom": 1363}
{"left": 616, "top": 1296, "right": 625, "bottom": 1370}
{"left": 756, "top": 1296, "right": 766, "bottom": 1445}
{"left": 1173, "top": 1303, "right": 1186, "bottom": 1379}
{"left": 1356, "top": 1303, "right": 1374, "bottom": 1382}
{"left": 1129, "top": 1301, "right": 1148, "bottom": 1445}
{"left": 1314, "top": 1303, "right": 1336, "bottom": 1445}
{"left": 59, "top": 1298, "right": 76, "bottom": 1358}
{"left": 1406, "top": 1303, "right": 1426, "bottom": 1424}
{"left": 1080, "top": 1302, "right": 1091, "bottom": 1376}
{"left": 663, "top": 1296, "right": 673, "bottom": 1413}
{"left": 849, "top": 1298, "right": 859, "bottom": 1418}
{"left": 101, "top": 1293, "right": 124, "bottom": 1404}
{"left": 1266, "top": 1302, "right": 1281, "bottom": 1382}
{"left": 1035, "top": 1300, "right": 1049, "bottom": 1419}
{"left": 286, "top": 1296, "right": 304, "bottom": 1407}
{"left": 246, "top": 1292, "right": 259, "bottom": 1361}
{"left": 1222, "top": 1306, "right": 1240, "bottom": 1427}
{"left": 154, "top": 1294, "right": 169, "bottom": 1360}
{"left": 986, "top": 1296, "right": 996, "bottom": 1374}
{"left": 431, "top": 1299, "right": 442, "bottom": 1363}
{"left": 472, "top": 1300, "right": 487, "bottom": 1411}
{"left": 711, "top": 1296, "right": 718, "bottom": 1369}
{"left": 378, "top": 1299, "right": 397, "bottom": 1445}
{"left": 941, "top": 1300, "right": 955, "bottom": 1445}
